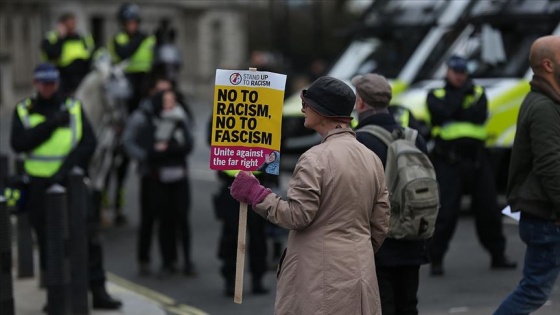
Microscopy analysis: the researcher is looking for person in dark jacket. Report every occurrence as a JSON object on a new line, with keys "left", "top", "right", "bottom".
{"left": 426, "top": 55, "right": 516, "bottom": 276}
{"left": 206, "top": 117, "right": 272, "bottom": 297}
{"left": 10, "top": 63, "right": 121, "bottom": 310}
{"left": 41, "top": 12, "right": 94, "bottom": 96}
{"left": 353, "top": 73, "right": 429, "bottom": 315}
{"left": 494, "top": 35, "right": 560, "bottom": 315}
{"left": 122, "top": 87, "right": 195, "bottom": 277}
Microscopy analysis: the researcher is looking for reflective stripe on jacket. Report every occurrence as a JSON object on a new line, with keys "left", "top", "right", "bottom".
{"left": 16, "top": 98, "right": 83, "bottom": 177}
{"left": 42, "top": 31, "right": 94, "bottom": 67}
{"left": 109, "top": 32, "right": 155, "bottom": 73}
{"left": 430, "top": 85, "right": 486, "bottom": 141}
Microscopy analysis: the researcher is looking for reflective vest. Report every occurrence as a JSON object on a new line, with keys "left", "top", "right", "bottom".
{"left": 429, "top": 85, "right": 487, "bottom": 141}
{"left": 109, "top": 32, "right": 155, "bottom": 73}
{"left": 42, "top": 31, "right": 94, "bottom": 67}
{"left": 16, "top": 98, "right": 83, "bottom": 178}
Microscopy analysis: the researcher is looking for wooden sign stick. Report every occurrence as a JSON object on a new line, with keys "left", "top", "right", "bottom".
{"left": 234, "top": 201, "right": 248, "bottom": 304}
{"left": 234, "top": 68, "right": 257, "bottom": 304}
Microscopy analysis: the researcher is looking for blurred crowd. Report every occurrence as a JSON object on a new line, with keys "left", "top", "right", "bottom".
{"left": 3, "top": 1, "right": 559, "bottom": 314}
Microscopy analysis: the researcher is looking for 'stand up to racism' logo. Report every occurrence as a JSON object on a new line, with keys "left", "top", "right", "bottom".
{"left": 229, "top": 72, "right": 242, "bottom": 85}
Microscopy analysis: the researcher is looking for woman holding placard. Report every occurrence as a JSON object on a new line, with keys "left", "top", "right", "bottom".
{"left": 230, "top": 76, "right": 390, "bottom": 315}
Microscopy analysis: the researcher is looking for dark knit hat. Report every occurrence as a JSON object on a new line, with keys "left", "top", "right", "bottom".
{"left": 300, "top": 76, "right": 355, "bottom": 119}
{"left": 351, "top": 73, "right": 392, "bottom": 107}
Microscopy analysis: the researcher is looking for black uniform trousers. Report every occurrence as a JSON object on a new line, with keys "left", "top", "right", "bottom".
{"left": 27, "top": 177, "right": 106, "bottom": 287}
{"left": 214, "top": 182, "right": 268, "bottom": 285}
{"left": 376, "top": 265, "right": 420, "bottom": 315}
{"left": 137, "top": 175, "right": 192, "bottom": 268}
{"left": 429, "top": 148, "right": 506, "bottom": 263}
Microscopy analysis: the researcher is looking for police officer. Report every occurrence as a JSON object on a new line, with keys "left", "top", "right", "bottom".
{"left": 426, "top": 55, "right": 516, "bottom": 276}
{"left": 207, "top": 118, "right": 270, "bottom": 297}
{"left": 107, "top": 3, "right": 156, "bottom": 221}
{"left": 41, "top": 12, "right": 95, "bottom": 96}
{"left": 9, "top": 64, "right": 122, "bottom": 310}
{"left": 109, "top": 2, "right": 155, "bottom": 114}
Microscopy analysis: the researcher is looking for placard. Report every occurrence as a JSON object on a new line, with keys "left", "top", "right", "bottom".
{"left": 210, "top": 69, "right": 286, "bottom": 175}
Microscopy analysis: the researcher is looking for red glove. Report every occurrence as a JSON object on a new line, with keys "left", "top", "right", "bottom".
{"left": 230, "top": 172, "right": 272, "bottom": 206}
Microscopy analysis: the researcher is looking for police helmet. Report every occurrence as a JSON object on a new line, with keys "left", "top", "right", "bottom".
{"left": 118, "top": 3, "right": 141, "bottom": 23}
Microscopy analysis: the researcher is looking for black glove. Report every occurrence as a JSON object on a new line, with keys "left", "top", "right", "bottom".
{"left": 51, "top": 110, "right": 70, "bottom": 127}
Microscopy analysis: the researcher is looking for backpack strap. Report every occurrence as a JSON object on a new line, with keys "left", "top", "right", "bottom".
{"left": 356, "top": 125, "right": 394, "bottom": 147}
{"left": 403, "top": 127, "right": 418, "bottom": 144}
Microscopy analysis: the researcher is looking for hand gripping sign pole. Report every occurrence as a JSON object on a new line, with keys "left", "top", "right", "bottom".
{"left": 233, "top": 67, "right": 257, "bottom": 304}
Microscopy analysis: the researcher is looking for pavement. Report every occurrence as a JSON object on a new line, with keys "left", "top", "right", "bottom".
{"left": 8, "top": 246, "right": 178, "bottom": 315}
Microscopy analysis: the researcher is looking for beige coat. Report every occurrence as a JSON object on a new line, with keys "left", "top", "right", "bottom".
{"left": 256, "top": 128, "right": 390, "bottom": 315}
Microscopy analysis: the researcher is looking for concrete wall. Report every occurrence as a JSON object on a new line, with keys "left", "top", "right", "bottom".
{"left": 0, "top": 2, "right": 46, "bottom": 111}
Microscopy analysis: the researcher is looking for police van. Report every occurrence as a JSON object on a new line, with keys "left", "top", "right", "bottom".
{"left": 393, "top": 0, "right": 560, "bottom": 190}
{"left": 281, "top": 0, "right": 475, "bottom": 155}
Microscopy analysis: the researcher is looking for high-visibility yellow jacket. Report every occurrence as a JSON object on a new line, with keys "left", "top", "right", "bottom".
{"left": 16, "top": 98, "right": 83, "bottom": 177}
{"left": 41, "top": 31, "right": 94, "bottom": 67}
{"left": 427, "top": 84, "right": 487, "bottom": 141}
{"left": 108, "top": 32, "right": 155, "bottom": 73}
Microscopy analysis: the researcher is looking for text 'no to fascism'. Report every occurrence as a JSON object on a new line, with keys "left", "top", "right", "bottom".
{"left": 214, "top": 88, "right": 273, "bottom": 146}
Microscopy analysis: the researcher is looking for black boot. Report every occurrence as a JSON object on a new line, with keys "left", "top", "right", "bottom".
{"left": 491, "top": 255, "right": 517, "bottom": 270}
{"left": 91, "top": 285, "right": 122, "bottom": 310}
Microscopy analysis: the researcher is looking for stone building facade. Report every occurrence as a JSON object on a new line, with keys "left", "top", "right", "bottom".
{"left": 0, "top": 0, "right": 261, "bottom": 107}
